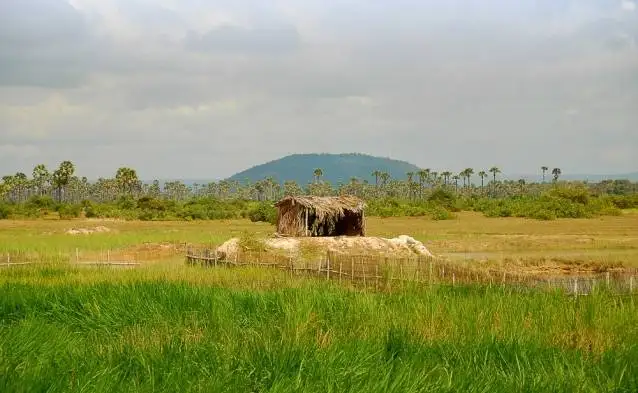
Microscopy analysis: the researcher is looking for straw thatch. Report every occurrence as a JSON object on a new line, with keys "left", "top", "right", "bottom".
{"left": 274, "top": 195, "right": 367, "bottom": 237}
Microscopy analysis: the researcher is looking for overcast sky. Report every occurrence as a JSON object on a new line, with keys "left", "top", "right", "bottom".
{"left": 1, "top": 0, "right": 637, "bottom": 180}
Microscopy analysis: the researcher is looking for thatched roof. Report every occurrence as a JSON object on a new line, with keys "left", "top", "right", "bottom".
{"left": 275, "top": 195, "right": 366, "bottom": 221}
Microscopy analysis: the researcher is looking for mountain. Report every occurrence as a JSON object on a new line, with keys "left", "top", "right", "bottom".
{"left": 227, "top": 153, "right": 422, "bottom": 185}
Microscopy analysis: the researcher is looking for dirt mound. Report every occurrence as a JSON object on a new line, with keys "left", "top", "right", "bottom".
{"left": 216, "top": 235, "right": 434, "bottom": 260}
{"left": 65, "top": 226, "right": 112, "bottom": 235}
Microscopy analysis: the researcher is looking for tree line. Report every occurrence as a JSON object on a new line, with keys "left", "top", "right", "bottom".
{"left": 0, "top": 161, "right": 635, "bottom": 204}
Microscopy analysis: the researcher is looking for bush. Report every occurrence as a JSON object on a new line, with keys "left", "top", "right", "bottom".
{"left": 548, "top": 185, "right": 590, "bottom": 204}
{"left": 248, "top": 203, "right": 277, "bottom": 224}
{"left": 429, "top": 205, "right": 455, "bottom": 220}
{"left": 0, "top": 203, "right": 10, "bottom": 219}
{"left": 428, "top": 189, "right": 457, "bottom": 210}
{"left": 57, "top": 204, "right": 82, "bottom": 219}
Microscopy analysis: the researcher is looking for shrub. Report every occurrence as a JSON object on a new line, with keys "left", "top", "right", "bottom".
{"left": 548, "top": 185, "right": 590, "bottom": 204}
{"left": 429, "top": 205, "right": 455, "bottom": 220}
{"left": 0, "top": 203, "right": 10, "bottom": 219}
{"left": 248, "top": 203, "right": 277, "bottom": 224}
{"left": 428, "top": 189, "right": 457, "bottom": 210}
{"left": 57, "top": 204, "right": 82, "bottom": 219}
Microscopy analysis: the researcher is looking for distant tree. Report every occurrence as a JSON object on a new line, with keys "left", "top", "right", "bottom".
{"left": 13, "top": 172, "right": 28, "bottom": 202}
{"left": 552, "top": 168, "right": 562, "bottom": 182}
{"left": 478, "top": 171, "right": 487, "bottom": 190}
{"left": 463, "top": 168, "right": 474, "bottom": 189}
{"left": 32, "top": 164, "right": 50, "bottom": 196}
{"left": 380, "top": 172, "right": 390, "bottom": 186}
{"left": 417, "top": 169, "right": 429, "bottom": 198}
{"left": 452, "top": 175, "right": 460, "bottom": 192}
{"left": 115, "top": 167, "right": 139, "bottom": 195}
{"left": 371, "top": 170, "right": 382, "bottom": 188}
{"left": 518, "top": 178, "right": 526, "bottom": 194}
{"left": 406, "top": 171, "right": 414, "bottom": 199}
{"left": 313, "top": 168, "right": 323, "bottom": 184}
{"left": 441, "top": 171, "right": 452, "bottom": 186}
{"left": 283, "top": 180, "right": 303, "bottom": 196}
{"left": 52, "top": 161, "right": 75, "bottom": 202}
{"left": 541, "top": 166, "right": 549, "bottom": 183}
{"left": 489, "top": 166, "right": 501, "bottom": 183}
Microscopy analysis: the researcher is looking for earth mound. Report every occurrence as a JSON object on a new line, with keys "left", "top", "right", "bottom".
{"left": 65, "top": 226, "right": 112, "bottom": 235}
{"left": 216, "top": 235, "right": 434, "bottom": 260}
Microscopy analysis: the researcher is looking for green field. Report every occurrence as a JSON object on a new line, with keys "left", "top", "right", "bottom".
{"left": 1, "top": 213, "right": 638, "bottom": 392}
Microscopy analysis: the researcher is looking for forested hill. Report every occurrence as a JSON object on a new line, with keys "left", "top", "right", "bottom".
{"left": 228, "top": 153, "right": 421, "bottom": 185}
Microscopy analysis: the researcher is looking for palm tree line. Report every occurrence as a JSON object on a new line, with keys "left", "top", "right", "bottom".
{"left": 0, "top": 162, "right": 632, "bottom": 205}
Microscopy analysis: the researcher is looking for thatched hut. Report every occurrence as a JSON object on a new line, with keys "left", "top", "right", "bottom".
{"left": 274, "top": 195, "right": 366, "bottom": 237}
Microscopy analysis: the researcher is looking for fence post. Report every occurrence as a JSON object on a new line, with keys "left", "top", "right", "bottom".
{"left": 606, "top": 272, "right": 610, "bottom": 289}
{"left": 573, "top": 278, "right": 578, "bottom": 298}
{"left": 351, "top": 257, "right": 355, "bottom": 281}
{"left": 452, "top": 273, "right": 456, "bottom": 287}
{"left": 375, "top": 265, "right": 379, "bottom": 290}
{"left": 630, "top": 276, "right": 634, "bottom": 293}
{"left": 326, "top": 256, "right": 330, "bottom": 280}
{"left": 429, "top": 260, "right": 433, "bottom": 284}
{"left": 289, "top": 257, "right": 293, "bottom": 278}
{"left": 362, "top": 259, "right": 366, "bottom": 288}
{"left": 339, "top": 261, "right": 343, "bottom": 282}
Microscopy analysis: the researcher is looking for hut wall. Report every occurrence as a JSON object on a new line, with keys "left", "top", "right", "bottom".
{"left": 276, "top": 204, "right": 306, "bottom": 236}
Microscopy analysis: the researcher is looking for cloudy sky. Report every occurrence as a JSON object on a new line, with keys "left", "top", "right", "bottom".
{"left": 1, "top": 0, "right": 637, "bottom": 179}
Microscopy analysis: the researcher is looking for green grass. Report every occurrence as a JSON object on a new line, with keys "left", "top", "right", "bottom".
{"left": 1, "top": 266, "right": 637, "bottom": 392}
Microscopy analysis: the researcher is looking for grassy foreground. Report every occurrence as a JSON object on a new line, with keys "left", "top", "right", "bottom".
{"left": 1, "top": 213, "right": 637, "bottom": 391}
{"left": 1, "top": 266, "right": 637, "bottom": 392}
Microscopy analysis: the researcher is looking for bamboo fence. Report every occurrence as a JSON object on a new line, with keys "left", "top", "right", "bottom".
{"left": 185, "top": 247, "right": 638, "bottom": 295}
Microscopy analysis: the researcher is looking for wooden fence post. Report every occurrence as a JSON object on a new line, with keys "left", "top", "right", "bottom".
{"left": 429, "top": 260, "right": 433, "bottom": 284}
{"left": 351, "top": 257, "right": 355, "bottom": 281}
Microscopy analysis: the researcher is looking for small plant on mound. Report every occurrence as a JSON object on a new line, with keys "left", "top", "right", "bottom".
{"left": 237, "top": 231, "right": 267, "bottom": 253}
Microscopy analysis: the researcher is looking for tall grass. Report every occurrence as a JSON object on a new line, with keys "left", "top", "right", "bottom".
{"left": 1, "top": 266, "right": 637, "bottom": 392}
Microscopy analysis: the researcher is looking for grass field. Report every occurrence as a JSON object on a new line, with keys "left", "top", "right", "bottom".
{"left": 1, "top": 212, "right": 638, "bottom": 391}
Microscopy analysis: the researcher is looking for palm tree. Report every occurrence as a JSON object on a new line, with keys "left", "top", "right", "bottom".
{"left": 518, "top": 178, "right": 526, "bottom": 194}
{"left": 463, "top": 168, "right": 474, "bottom": 189}
{"left": 32, "top": 164, "right": 50, "bottom": 196}
{"left": 417, "top": 169, "right": 429, "bottom": 198}
{"left": 379, "top": 172, "right": 390, "bottom": 186}
{"left": 541, "top": 166, "right": 549, "bottom": 183}
{"left": 452, "top": 175, "right": 460, "bottom": 193}
{"left": 52, "top": 160, "right": 75, "bottom": 202}
{"left": 552, "top": 168, "right": 561, "bottom": 182}
{"left": 371, "top": 170, "right": 382, "bottom": 188}
{"left": 489, "top": 166, "right": 501, "bottom": 183}
{"left": 115, "top": 167, "right": 139, "bottom": 195}
{"left": 12, "top": 173, "right": 28, "bottom": 202}
{"left": 406, "top": 171, "right": 414, "bottom": 199}
{"left": 441, "top": 171, "right": 452, "bottom": 186}
{"left": 313, "top": 168, "right": 323, "bottom": 184}
{"left": 478, "top": 171, "right": 487, "bottom": 190}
